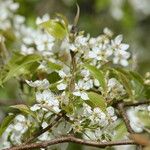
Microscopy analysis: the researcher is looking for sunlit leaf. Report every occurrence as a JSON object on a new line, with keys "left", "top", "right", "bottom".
{"left": 10, "top": 104, "right": 36, "bottom": 118}
{"left": 87, "top": 92, "right": 107, "bottom": 111}
{"left": 0, "top": 54, "right": 41, "bottom": 84}
{"left": 0, "top": 114, "right": 15, "bottom": 137}
{"left": 39, "top": 19, "right": 67, "bottom": 40}
{"left": 112, "top": 121, "right": 127, "bottom": 141}
{"left": 47, "top": 61, "right": 62, "bottom": 70}
{"left": 137, "top": 111, "right": 150, "bottom": 128}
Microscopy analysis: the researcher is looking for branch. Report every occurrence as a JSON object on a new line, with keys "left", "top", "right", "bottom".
{"left": 0, "top": 100, "right": 25, "bottom": 106}
{"left": 5, "top": 135, "right": 136, "bottom": 150}
{"left": 24, "top": 112, "right": 63, "bottom": 143}
{"left": 117, "top": 102, "right": 134, "bottom": 133}
{"left": 124, "top": 100, "right": 150, "bottom": 107}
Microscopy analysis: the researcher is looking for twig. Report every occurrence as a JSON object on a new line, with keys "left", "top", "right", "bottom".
{"left": 5, "top": 135, "right": 136, "bottom": 150}
{"left": 124, "top": 100, "right": 150, "bottom": 107}
{"left": 24, "top": 112, "right": 63, "bottom": 143}
{"left": 117, "top": 102, "right": 134, "bottom": 133}
{"left": 0, "top": 100, "right": 25, "bottom": 106}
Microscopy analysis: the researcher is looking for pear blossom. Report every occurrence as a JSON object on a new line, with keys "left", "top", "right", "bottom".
{"left": 107, "top": 78, "right": 126, "bottom": 100}
{"left": 30, "top": 104, "right": 41, "bottom": 111}
{"left": 89, "top": 107, "right": 108, "bottom": 126}
{"left": 106, "top": 106, "right": 115, "bottom": 116}
{"left": 73, "top": 79, "right": 93, "bottom": 100}
{"left": 26, "top": 79, "right": 50, "bottom": 89}
{"left": 111, "top": 35, "right": 129, "bottom": 51}
{"left": 57, "top": 83, "right": 67, "bottom": 90}
{"left": 35, "top": 90, "right": 61, "bottom": 113}
{"left": 36, "top": 14, "right": 50, "bottom": 25}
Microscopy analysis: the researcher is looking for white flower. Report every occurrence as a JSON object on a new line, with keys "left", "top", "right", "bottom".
{"left": 89, "top": 46, "right": 113, "bottom": 62}
{"left": 148, "top": 106, "right": 150, "bottom": 111}
{"left": 35, "top": 90, "right": 60, "bottom": 113}
{"left": 94, "top": 79, "right": 100, "bottom": 87}
{"left": 15, "top": 114, "right": 26, "bottom": 122}
{"left": 36, "top": 14, "right": 50, "bottom": 25}
{"left": 106, "top": 106, "right": 115, "bottom": 116}
{"left": 9, "top": 2, "right": 19, "bottom": 11}
{"left": 26, "top": 79, "right": 50, "bottom": 89}
{"left": 73, "top": 79, "right": 93, "bottom": 100}
{"left": 82, "top": 103, "right": 92, "bottom": 116}
{"left": 57, "top": 83, "right": 67, "bottom": 90}
{"left": 30, "top": 104, "right": 41, "bottom": 111}
{"left": 112, "top": 35, "right": 129, "bottom": 51}
{"left": 42, "top": 122, "right": 48, "bottom": 128}
{"left": 107, "top": 78, "right": 126, "bottom": 100}
{"left": 113, "top": 49, "right": 130, "bottom": 66}
{"left": 89, "top": 107, "right": 107, "bottom": 126}
{"left": 73, "top": 91, "right": 89, "bottom": 100}
{"left": 21, "top": 44, "right": 34, "bottom": 55}
{"left": 103, "top": 27, "right": 113, "bottom": 37}
{"left": 58, "top": 70, "right": 67, "bottom": 78}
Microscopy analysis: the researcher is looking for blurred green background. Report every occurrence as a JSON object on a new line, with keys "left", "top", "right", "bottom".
{"left": 15, "top": 0, "right": 150, "bottom": 74}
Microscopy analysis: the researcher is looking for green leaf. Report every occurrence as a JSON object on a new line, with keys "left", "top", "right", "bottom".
{"left": 0, "top": 115, "right": 15, "bottom": 137}
{"left": 10, "top": 104, "right": 36, "bottom": 118}
{"left": 1, "top": 54, "right": 41, "bottom": 83}
{"left": 137, "top": 111, "right": 150, "bottom": 128}
{"left": 87, "top": 92, "right": 107, "bottom": 111}
{"left": 112, "top": 121, "right": 127, "bottom": 141}
{"left": 85, "top": 64, "right": 106, "bottom": 91}
{"left": 47, "top": 71, "right": 61, "bottom": 84}
{"left": 130, "top": 71, "right": 144, "bottom": 84}
{"left": 111, "top": 68, "right": 133, "bottom": 99}
{"left": 130, "top": 71, "right": 145, "bottom": 99}
{"left": 39, "top": 19, "right": 67, "bottom": 40}
{"left": 47, "top": 61, "right": 62, "bottom": 70}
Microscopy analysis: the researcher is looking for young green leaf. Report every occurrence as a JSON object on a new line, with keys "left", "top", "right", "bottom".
{"left": 10, "top": 104, "right": 36, "bottom": 119}
{"left": 0, "top": 114, "right": 15, "bottom": 137}
{"left": 39, "top": 19, "right": 67, "bottom": 40}
{"left": 87, "top": 92, "right": 107, "bottom": 111}
{"left": 2, "top": 54, "right": 41, "bottom": 83}
{"left": 112, "top": 121, "right": 127, "bottom": 141}
{"left": 47, "top": 61, "right": 62, "bottom": 70}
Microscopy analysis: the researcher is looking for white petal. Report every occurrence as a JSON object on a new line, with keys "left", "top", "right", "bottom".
{"left": 36, "top": 17, "right": 42, "bottom": 25}
{"left": 81, "top": 92, "right": 89, "bottom": 100}
{"left": 73, "top": 91, "right": 81, "bottom": 96}
{"left": 113, "top": 57, "right": 119, "bottom": 64}
{"left": 53, "top": 106, "right": 61, "bottom": 113}
{"left": 30, "top": 104, "right": 40, "bottom": 111}
{"left": 120, "top": 43, "right": 129, "bottom": 51}
{"left": 106, "top": 106, "right": 115, "bottom": 116}
{"left": 120, "top": 59, "right": 128, "bottom": 66}
{"left": 58, "top": 70, "right": 67, "bottom": 78}
{"left": 89, "top": 51, "right": 97, "bottom": 58}
{"left": 36, "top": 91, "right": 43, "bottom": 103}
{"left": 57, "top": 83, "right": 67, "bottom": 90}
{"left": 115, "top": 35, "right": 123, "bottom": 45}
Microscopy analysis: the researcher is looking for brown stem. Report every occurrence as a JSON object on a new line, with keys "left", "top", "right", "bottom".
{"left": 117, "top": 102, "right": 134, "bottom": 134}
{"left": 5, "top": 135, "right": 136, "bottom": 150}
{"left": 24, "top": 112, "right": 63, "bottom": 144}
{"left": 124, "top": 100, "right": 150, "bottom": 107}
